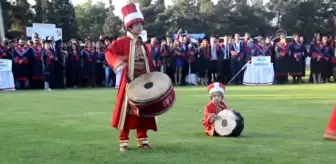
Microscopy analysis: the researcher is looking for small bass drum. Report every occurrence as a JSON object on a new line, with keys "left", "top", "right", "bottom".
{"left": 127, "top": 72, "right": 176, "bottom": 117}
{"left": 214, "top": 109, "right": 244, "bottom": 137}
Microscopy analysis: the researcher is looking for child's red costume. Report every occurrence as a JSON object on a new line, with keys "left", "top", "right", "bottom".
{"left": 202, "top": 82, "right": 228, "bottom": 136}
{"left": 203, "top": 101, "right": 228, "bottom": 136}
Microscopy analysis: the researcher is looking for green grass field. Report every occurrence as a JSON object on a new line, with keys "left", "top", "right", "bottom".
{"left": 1, "top": 84, "right": 336, "bottom": 164}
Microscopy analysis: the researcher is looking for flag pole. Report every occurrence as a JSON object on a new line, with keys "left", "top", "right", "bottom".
{"left": 0, "top": 2, "right": 5, "bottom": 45}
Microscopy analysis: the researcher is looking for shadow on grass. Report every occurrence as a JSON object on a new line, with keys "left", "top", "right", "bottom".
{"left": 188, "top": 131, "right": 282, "bottom": 140}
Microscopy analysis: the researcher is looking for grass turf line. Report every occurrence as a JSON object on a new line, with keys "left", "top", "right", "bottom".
{"left": 0, "top": 84, "right": 336, "bottom": 164}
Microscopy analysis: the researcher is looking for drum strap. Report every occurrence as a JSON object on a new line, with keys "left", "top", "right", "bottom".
{"left": 118, "top": 83, "right": 129, "bottom": 129}
{"left": 128, "top": 39, "right": 150, "bottom": 80}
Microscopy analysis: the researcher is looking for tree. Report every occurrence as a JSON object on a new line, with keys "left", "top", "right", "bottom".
{"left": 40, "top": 0, "right": 55, "bottom": 23}
{"left": 165, "top": 0, "right": 201, "bottom": 34}
{"left": 103, "top": 3, "right": 123, "bottom": 37}
{"left": 135, "top": 0, "right": 152, "bottom": 6}
{"left": 198, "top": 0, "right": 213, "bottom": 13}
{"left": 52, "top": 0, "right": 78, "bottom": 41}
{"left": 75, "top": 0, "right": 108, "bottom": 40}
{"left": 33, "top": 0, "right": 43, "bottom": 23}
{"left": 1, "top": 0, "right": 14, "bottom": 35}
{"left": 10, "top": 0, "right": 33, "bottom": 34}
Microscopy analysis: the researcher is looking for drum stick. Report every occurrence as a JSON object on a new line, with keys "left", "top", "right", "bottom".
{"left": 228, "top": 60, "right": 251, "bottom": 84}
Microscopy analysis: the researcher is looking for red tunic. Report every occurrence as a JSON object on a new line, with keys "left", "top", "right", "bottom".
{"left": 202, "top": 101, "right": 228, "bottom": 136}
{"left": 105, "top": 32, "right": 157, "bottom": 131}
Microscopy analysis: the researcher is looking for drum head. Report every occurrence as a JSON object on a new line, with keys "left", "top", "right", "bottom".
{"left": 214, "top": 110, "right": 239, "bottom": 136}
{"left": 127, "top": 72, "right": 172, "bottom": 103}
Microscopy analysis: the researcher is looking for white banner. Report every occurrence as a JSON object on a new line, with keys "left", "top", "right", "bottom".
{"left": 26, "top": 27, "right": 62, "bottom": 41}
{"left": 243, "top": 63, "right": 274, "bottom": 86}
{"left": 251, "top": 56, "right": 271, "bottom": 67}
{"left": 0, "top": 59, "right": 12, "bottom": 72}
{"left": 0, "top": 59, "right": 15, "bottom": 91}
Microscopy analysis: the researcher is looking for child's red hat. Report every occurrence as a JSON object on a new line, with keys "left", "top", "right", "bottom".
{"left": 208, "top": 82, "right": 225, "bottom": 96}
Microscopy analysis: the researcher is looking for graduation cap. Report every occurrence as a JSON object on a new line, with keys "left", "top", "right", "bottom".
{"left": 43, "top": 39, "right": 51, "bottom": 44}
{"left": 202, "top": 35, "right": 209, "bottom": 41}
{"left": 45, "top": 36, "right": 53, "bottom": 42}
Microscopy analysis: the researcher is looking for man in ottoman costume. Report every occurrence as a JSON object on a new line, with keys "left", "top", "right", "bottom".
{"left": 105, "top": 2, "right": 157, "bottom": 152}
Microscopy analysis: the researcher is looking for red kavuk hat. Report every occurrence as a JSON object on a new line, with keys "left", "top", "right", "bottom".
{"left": 208, "top": 82, "right": 225, "bottom": 96}
{"left": 121, "top": 3, "right": 144, "bottom": 29}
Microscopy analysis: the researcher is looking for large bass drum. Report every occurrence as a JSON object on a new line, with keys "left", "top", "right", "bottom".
{"left": 214, "top": 109, "right": 244, "bottom": 137}
{"left": 127, "top": 72, "right": 175, "bottom": 117}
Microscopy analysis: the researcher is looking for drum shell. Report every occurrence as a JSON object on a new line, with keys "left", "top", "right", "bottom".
{"left": 215, "top": 110, "right": 244, "bottom": 137}
{"left": 129, "top": 85, "right": 175, "bottom": 117}
{"left": 127, "top": 72, "right": 173, "bottom": 104}
{"left": 227, "top": 111, "right": 244, "bottom": 137}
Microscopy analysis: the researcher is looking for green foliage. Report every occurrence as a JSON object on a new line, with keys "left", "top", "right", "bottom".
{"left": 1, "top": 0, "right": 335, "bottom": 39}
{"left": 74, "top": 1, "right": 108, "bottom": 40}
{"left": 103, "top": 6, "right": 124, "bottom": 37}
{"left": 52, "top": 0, "right": 78, "bottom": 41}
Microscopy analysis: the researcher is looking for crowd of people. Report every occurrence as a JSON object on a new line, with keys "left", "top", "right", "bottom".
{"left": 0, "top": 31, "right": 335, "bottom": 90}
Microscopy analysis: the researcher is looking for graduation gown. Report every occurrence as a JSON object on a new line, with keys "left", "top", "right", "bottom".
{"left": 256, "top": 43, "right": 272, "bottom": 57}
{"left": 81, "top": 48, "right": 95, "bottom": 80}
{"left": 310, "top": 43, "right": 324, "bottom": 74}
{"left": 51, "top": 46, "right": 64, "bottom": 88}
{"left": 274, "top": 42, "right": 290, "bottom": 77}
{"left": 0, "top": 46, "right": 11, "bottom": 59}
{"left": 320, "top": 44, "right": 333, "bottom": 77}
{"left": 94, "top": 50, "right": 105, "bottom": 83}
{"left": 146, "top": 44, "right": 161, "bottom": 71}
{"left": 105, "top": 32, "right": 157, "bottom": 131}
{"left": 161, "top": 44, "right": 175, "bottom": 75}
{"left": 289, "top": 43, "right": 305, "bottom": 76}
{"left": 197, "top": 47, "right": 210, "bottom": 78}
{"left": 42, "top": 49, "right": 54, "bottom": 83}
{"left": 202, "top": 101, "right": 228, "bottom": 136}
{"left": 186, "top": 49, "right": 197, "bottom": 74}
{"left": 217, "top": 43, "right": 231, "bottom": 83}
{"left": 12, "top": 46, "right": 33, "bottom": 81}
{"left": 243, "top": 41, "right": 256, "bottom": 62}
{"left": 31, "top": 46, "right": 44, "bottom": 80}
{"left": 331, "top": 48, "right": 336, "bottom": 65}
